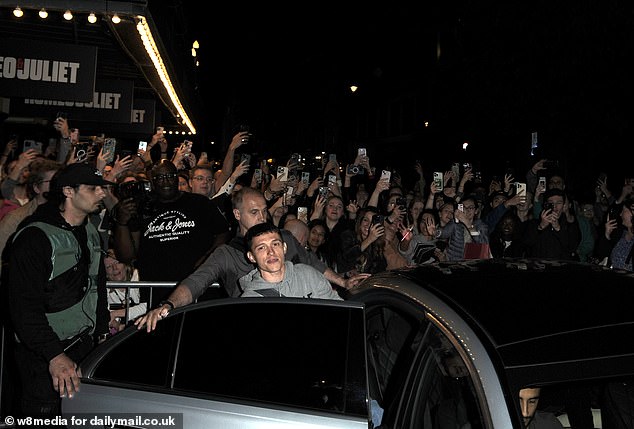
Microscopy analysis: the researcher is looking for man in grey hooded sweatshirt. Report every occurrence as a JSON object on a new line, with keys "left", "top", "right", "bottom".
{"left": 239, "top": 222, "right": 342, "bottom": 300}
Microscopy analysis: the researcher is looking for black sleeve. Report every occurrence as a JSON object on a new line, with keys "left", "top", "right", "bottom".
{"left": 8, "top": 227, "right": 63, "bottom": 362}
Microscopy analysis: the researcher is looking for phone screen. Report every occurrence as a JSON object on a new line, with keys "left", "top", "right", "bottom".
{"left": 138, "top": 141, "right": 148, "bottom": 151}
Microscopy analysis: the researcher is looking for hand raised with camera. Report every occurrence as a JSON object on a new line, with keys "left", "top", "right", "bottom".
{"left": 113, "top": 198, "right": 138, "bottom": 227}
{"left": 53, "top": 117, "right": 70, "bottom": 138}
{"left": 306, "top": 176, "right": 321, "bottom": 198}
{"left": 604, "top": 214, "right": 619, "bottom": 240}
{"left": 229, "top": 132, "right": 249, "bottom": 151}
{"left": 310, "top": 194, "right": 326, "bottom": 221}
{"left": 111, "top": 155, "right": 134, "bottom": 179}
{"left": 323, "top": 159, "right": 339, "bottom": 177}
{"left": 539, "top": 205, "right": 560, "bottom": 231}
{"left": 503, "top": 173, "right": 514, "bottom": 193}
{"left": 364, "top": 222, "right": 385, "bottom": 248}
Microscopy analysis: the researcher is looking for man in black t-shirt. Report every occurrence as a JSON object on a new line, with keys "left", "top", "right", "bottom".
{"left": 112, "top": 161, "right": 230, "bottom": 304}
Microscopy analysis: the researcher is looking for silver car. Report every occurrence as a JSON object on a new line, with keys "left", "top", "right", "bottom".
{"left": 63, "top": 259, "right": 634, "bottom": 428}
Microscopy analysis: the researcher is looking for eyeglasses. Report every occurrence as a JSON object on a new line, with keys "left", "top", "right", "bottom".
{"left": 153, "top": 173, "right": 177, "bottom": 181}
{"left": 192, "top": 176, "right": 214, "bottom": 183}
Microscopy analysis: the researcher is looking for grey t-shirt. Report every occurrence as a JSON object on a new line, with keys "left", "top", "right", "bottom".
{"left": 181, "top": 229, "right": 327, "bottom": 298}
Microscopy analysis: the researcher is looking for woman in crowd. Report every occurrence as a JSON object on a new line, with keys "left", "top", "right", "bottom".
{"left": 399, "top": 209, "right": 446, "bottom": 264}
{"left": 306, "top": 219, "right": 330, "bottom": 264}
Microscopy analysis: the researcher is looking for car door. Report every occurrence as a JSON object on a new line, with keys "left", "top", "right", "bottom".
{"left": 352, "top": 287, "right": 503, "bottom": 429}
{"left": 68, "top": 299, "right": 371, "bottom": 429}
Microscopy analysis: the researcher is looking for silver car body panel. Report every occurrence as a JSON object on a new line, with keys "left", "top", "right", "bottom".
{"left": 65, "top": 383, "right": 368, "bottom": 428}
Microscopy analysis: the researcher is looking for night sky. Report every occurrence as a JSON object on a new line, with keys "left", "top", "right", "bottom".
{"left": 186, "top": 1, "right": 633, "bottom": 195}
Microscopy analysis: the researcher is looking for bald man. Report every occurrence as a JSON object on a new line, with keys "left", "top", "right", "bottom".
{"left": 283, "top": 218, "right": 309, "bottom": 248}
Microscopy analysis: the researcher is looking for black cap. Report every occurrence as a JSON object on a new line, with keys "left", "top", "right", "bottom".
{"left": 53, "top": 163, "right": 114, "bottom": 188}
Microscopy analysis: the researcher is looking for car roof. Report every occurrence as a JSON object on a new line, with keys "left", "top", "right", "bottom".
{"left": 358, "top": 258, "right": 634, "bottom": 387}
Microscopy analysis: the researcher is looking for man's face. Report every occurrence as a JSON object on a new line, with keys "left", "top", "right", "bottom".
{"left": 189, "top": 168, "right": 214, "bottom": 197}
{"left": 68, "top": 184, "right": 107, "bottom": 215}
{"left": 151, "top": 164, "right": 179, "bottom": 202}
{"left": 519, "top": 387, "right": 540, "bottom": 427}
{"left": 546, "top": 195, "right": 565, "bottom": 217}
{"left": 548, "top": 175, "right": 565, "bottom": 190}
{"left": 234, "top": 194, "right": 268, "bottom": 234}
{"left": 247, "top": 231, "right": 286, "bottom": 277}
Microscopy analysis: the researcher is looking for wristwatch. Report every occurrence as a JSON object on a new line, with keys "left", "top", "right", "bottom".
{"left": 158, "top": 300, "right": 175, "bottom": 310}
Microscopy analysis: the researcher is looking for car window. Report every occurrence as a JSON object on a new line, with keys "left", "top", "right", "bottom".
{"left": 173, "top": 301, "right": 368, "bottom": 417}
{"left": 406, "top": 325, "right": 485, "bottom": 428}
{"left": 92, "top": 314, "right": 181, "bottom": 387}
{"left": 531, "top": 377, "right": 634, "bottom": 428}
{"left": 364, "top": 304, "right": 485, "bottom": 429}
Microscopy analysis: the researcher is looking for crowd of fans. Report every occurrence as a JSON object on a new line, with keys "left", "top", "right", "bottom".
{"left": 1, "top": 115, "right": 633, "bottom": 423}
{"left": 1, "top": 117, "right": 633, "bottom": 301}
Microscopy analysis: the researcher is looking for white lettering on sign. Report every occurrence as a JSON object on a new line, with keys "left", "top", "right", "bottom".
{"left": 24, "top": 92, "right": 122, "bottom": 110}
{"left": 0, "top": 56, "right": 80, "bottom": 83}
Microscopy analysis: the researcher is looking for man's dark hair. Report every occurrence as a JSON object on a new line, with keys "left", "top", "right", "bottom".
{"left": 244, "top": 222, "right": 283, "bottom": 251}
{"left": 543, "top": 188, "right": 566, "bottom": 202}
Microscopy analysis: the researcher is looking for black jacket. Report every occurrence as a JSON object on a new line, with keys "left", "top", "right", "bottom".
{"left": 7, "top": 202, "right": 109, "bottom": 362}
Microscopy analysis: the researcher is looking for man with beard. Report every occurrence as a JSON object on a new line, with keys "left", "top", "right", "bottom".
{"left": 7, "top": 163, "right": 112, "bottom": 420}
{"left": 112, "top": 160, "right": 230, "bottom": 305}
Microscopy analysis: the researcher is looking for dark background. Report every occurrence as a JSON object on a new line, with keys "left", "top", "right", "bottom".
{"left": 182, "top": 1, "right": 633, "bottom": 198}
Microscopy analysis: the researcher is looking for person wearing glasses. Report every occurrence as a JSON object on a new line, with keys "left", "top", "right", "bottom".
{"left": 437, "top": 195, "right": 490, "bottom": 261}
{"left": 111, "top": 160, "right": 230, "bottom": 306}
{"left": 189, "top": 163, "right": 215, "bottom": 198}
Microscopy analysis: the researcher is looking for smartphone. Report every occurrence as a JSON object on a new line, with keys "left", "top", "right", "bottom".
{"left": 156, "top": 126, "right": 164, "bottom": 135}
{"left": 372, "top": 214, "right": 385, "bottom": 226}
{"left": 328, "top": 174, "right": 337, "bottom": 186}
{"left": 396, "top": 197, "right": 407, "bottom": 209}
{"left": 455, "top": 203, "right": 464, "bottom": 223}
{"left": 138, "top": 140, "right": 148, "bottom": 152}
{"left": 240, "top": 153, "right": 251, "bottom": 165}
{"left": 329, "top": 154, "right": 337, "bottom": 162}
{"left": 283, "top": 186, "right": 294, "bottom": 206}
{"left": 56, "top": 111, "right": 68, "bottom": 120}
{"left": 254, "top": 168, "right": 262, "bottom": 183}
{"left": 538, "top": 176, "right": 547, "bottom": 189}
{"left": 380, "top": 170, "right": 392, "bottom": 181}
{"left": 452, "top": 162, "right": 460, "bottom": 182}
{"left": 301, "top": 171, "right": 310, "bottom": 186}
{"left": 23, "top": 140, "right": 43, "bottom": 154}
{"left": 515, "top": 182, "right": 527, "bottom": 197}
{"left": 543, "top": 202, "right": 555, "bottom": 211}
{"left": 318, "top": 186, "right": 329, "bottom": 198}
{"left": 102, "top": 138, "right": 117, "bottom": 164}
{"left": 297, "top": 206, "right": 308, "bottom": 223}
{"left": 433, "top": 171, "right": 444, "bottom": 191}
{"left": 358, "top": 148, "right": 367, "bottom": 157}
{"left": 277, "top": 166, "right": 289, "bottom": 182}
